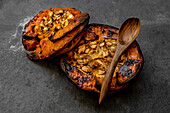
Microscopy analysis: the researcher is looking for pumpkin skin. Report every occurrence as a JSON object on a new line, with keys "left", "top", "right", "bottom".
{"left": 22, "top": 8, "right": 89, "bottom": 60}
{"left": 60, "top": 24, "right": 143, "bottom": 93}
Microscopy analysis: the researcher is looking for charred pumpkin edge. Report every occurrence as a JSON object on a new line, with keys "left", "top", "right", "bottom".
{"left": 117, "top": 41, "right": 144, "bottom": 85}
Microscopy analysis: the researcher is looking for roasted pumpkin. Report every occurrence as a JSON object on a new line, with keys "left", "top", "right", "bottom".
{"left": 22, "top": 8, "right": 89, "bottom": 60}
{"left": 60, "top": 24, "right": 143, "bottom": 93}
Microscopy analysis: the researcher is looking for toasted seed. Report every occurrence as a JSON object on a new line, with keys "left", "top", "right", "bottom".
{"left": 82, "top": 66, "right": 91, "bottom": 72}
{"left": 47, "top": 20, "right": 52, "bottom": 24}
{"left": 61, "top": 18, "right": 65, "bottom": 21}
{"left": 56, "top": 25, "right": 61, "bottom": 29}
{"left": 85, "top": 48, "right": 90, "bottom": 53}
{"left": 78, "top": 45, "right": 86, "bottom": 53}
{"left": 64, "top": 21, "right": 69, "bottom": 27}
{"left": 34, "top": 26, "right": 39, "bottom": 32}
{"left": 98, "top": 70, "right": 106, "bottom": 75}
{"left": 79, "top": 54, "right": 86, "bottom": 59}
{"left": 103, "top": 50, "right": 109, "bottom": 57}
{"left": 59, "top": 10, "right": 63, "bottom": 13}
{"left": 106, "top": 42, "right": 112, "bottom": 46}
{"left": 96, "top": 74, "right": 105, "bottom": 77}
{"left": 89, "top": 49, "right": 94, "bottom": 54}
{"left": 112, "top": 41, "right": 117, "bottom": 45}
{"left": 63, "top": 12, "right": 67, "bottom": 16}
{"left": 93, "top": 60, "right": 100, "bottom": 67}
{"left": 118, "top": 62, "right": 124, "bottom": 66}
{"left": 115, "top": 66, "right": 119, "bottom": 72}
{"left": 40, "top": 22, "right": 44, "bottom": 27}
{"left": 49, "top": 11, "right": 53, "bottom": 17}
{"left": 61, "top": 21, "right": 65, "bottom": 25}
{"left": 91, "top": 41, "right": 97, "bottom": 45}
{"left": 96, "top": 60, "right": 104, "bottom": 65}
{"left": 77, "top": 59, "right": 83, "bottom": 64}
{"left": 43, "top": 27, "right": 48, "bottom": 31}
{"left": 74, "top": 54, "right": 78, "bottom": 60}
{"left": 83, "top": 59, "right": 88, "bottom": 64}
{"left": 110, "top": 46, "right": 116, "bottom": 52}
{"left": 121, "top": 54, "right": 126, "bottom": 60}
{"left": 54, "top": 10, "right": 63, "bottom": 14}
{"left": 98, "top": 47, "right": 103, "bottom": 56}
{"left": 77, "top": 58, "right": 88, "bottom": 65}
{"left": 90, "top": 45, "right": 97, "bottom": 49}
{"left": 56, "top": 15, "right": 61, "bottom": 20}
{"left": 67, "top": 14, "right": 74, "bottom": 19}
{"left": 100, "top": 42, "right": 105, "bottom": 47}
{"left": 43, "top": 17, "right": 47, "bottom": 21}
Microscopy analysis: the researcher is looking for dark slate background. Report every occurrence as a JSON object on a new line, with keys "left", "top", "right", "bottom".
{"left": 0, "top": 0, "right": 170, "bottom": 113}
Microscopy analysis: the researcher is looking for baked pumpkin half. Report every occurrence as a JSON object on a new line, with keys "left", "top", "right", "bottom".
{"left": 60, "top": 24, "right": 143, "bottom": 93}
{"left": 22, "top": 8, "right": 89, "bottom": 60}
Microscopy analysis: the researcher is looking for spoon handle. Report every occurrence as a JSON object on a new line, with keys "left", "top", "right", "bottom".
{"left": 99, "top": 44, "right": 123, "bottom": 104}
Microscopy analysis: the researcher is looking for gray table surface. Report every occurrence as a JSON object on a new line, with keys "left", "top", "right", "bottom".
{"left": 0, "top": 0, "right": 170, "bottom": 113}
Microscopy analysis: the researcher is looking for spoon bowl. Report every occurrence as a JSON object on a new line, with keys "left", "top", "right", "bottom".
{"left": 99, "top": 17, "right": 141, "bottom": 104}
{"left": 119, "top": 17, "right": 140, "bottom": 45}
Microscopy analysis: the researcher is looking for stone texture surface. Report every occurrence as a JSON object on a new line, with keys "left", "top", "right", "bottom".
{"left": 0, "top": 0, "right": 170, "bottom": 113}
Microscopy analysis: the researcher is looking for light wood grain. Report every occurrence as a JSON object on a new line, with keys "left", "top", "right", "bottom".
{"left": 99, "top": 17, "right": 141, "bottom": 104}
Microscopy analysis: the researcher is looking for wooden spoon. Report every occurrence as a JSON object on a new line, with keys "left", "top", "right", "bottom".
{"left": 99, "top": 17, "right": 141, "bottom": 104}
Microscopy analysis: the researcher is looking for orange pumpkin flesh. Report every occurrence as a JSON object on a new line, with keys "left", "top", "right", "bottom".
{"left": 60, "top": 24, "right": 143, "bottom": 93}
{"left": 22, "top": 8, "right": 89, "bottom": 60}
